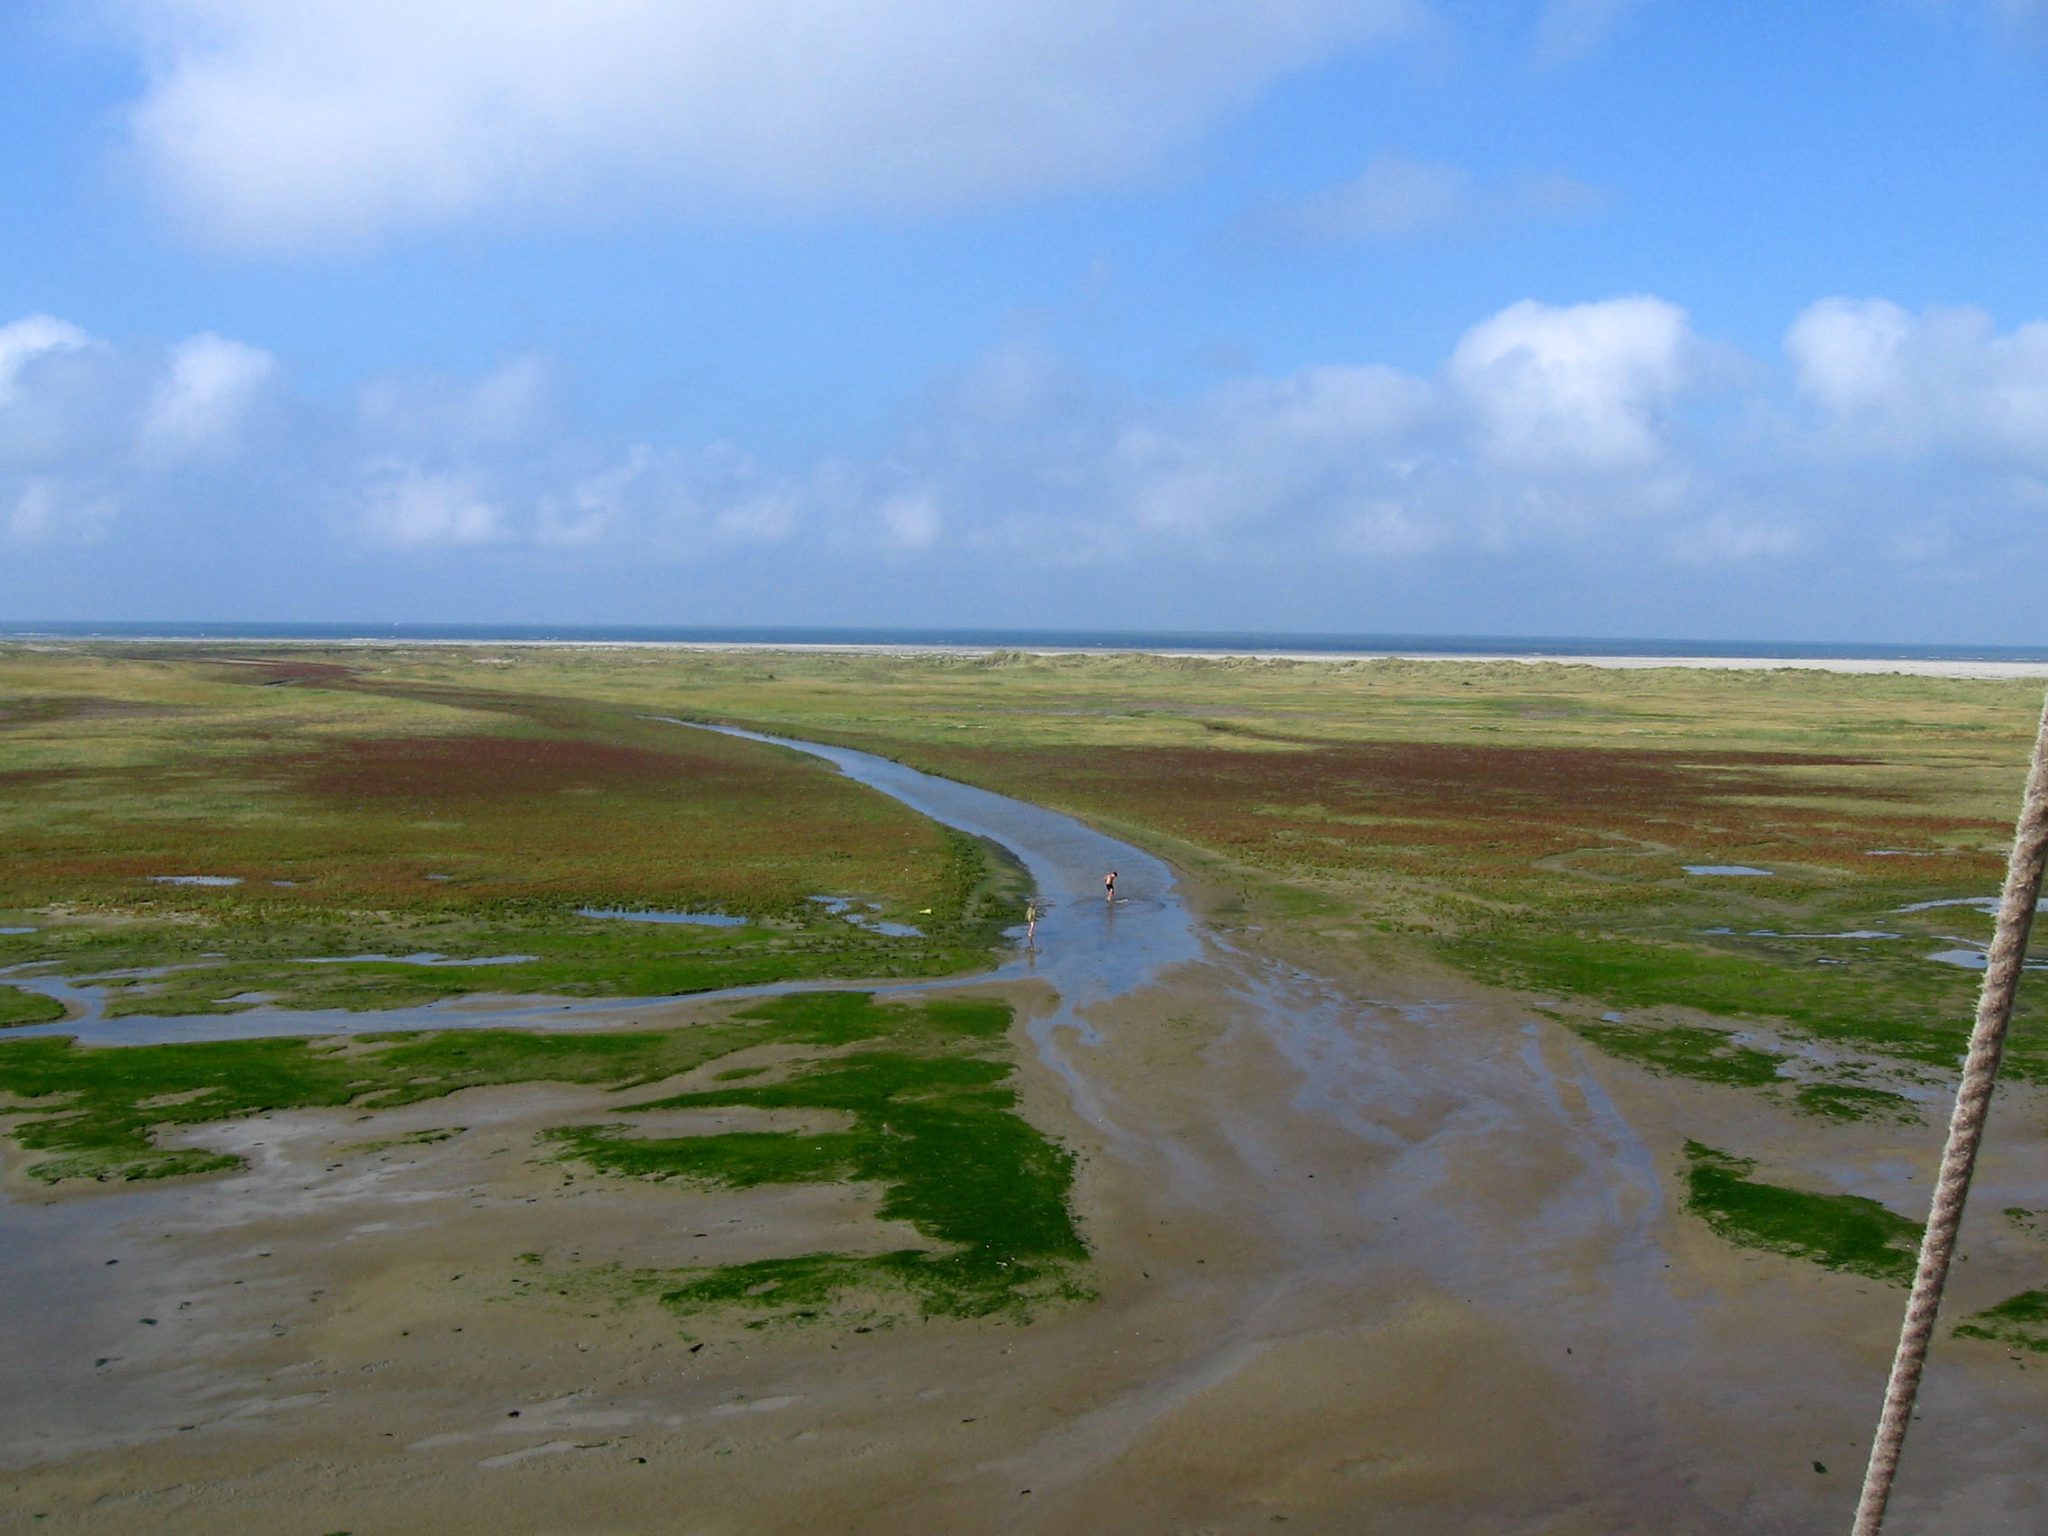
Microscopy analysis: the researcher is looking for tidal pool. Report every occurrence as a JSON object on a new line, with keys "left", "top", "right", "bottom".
{"left": 576, "top": 908, "right": 748, "bottom": 927}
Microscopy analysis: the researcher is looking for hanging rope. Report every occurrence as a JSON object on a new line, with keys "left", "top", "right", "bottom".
{"left": 1851, "top": 683, "right": 2048, "bottom": 1536}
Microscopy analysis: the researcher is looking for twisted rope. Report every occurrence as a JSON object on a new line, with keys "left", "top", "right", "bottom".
{"left": 1851, "top": 683, "right": 2048, "bottom": 1536}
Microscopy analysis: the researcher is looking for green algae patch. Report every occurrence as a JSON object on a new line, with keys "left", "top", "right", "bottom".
{"left": 0, "top": 1016, "right": 775, "bottom": 1182}
{"left": 1683, "top": 1141, "right": 1921, "bottom": 1284}
{"left": 0, "top": 985, "right": 64, "bottom": 1028}
{"left": 1954, "top": 1290, "right": 2048, "bottom": 1353}
{"left": 1792, "top": 1082, "right": 1921, "bottom": 1123}
{"left": 1567, "top": 1016, "right": 1786, "bottom": 1088}
{"left": 542, "top": 992, "right": 1087, "bottom": 1321}
{"left": 0, "top": 989, "right": 1089, "bottom": 1322}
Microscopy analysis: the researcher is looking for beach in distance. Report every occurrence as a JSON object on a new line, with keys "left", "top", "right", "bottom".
{"left": 1, "top": 640, "right": 2044, "bottom": 1534}
{"left": 12, "top": 622, "right": 2048, "bottom": 679}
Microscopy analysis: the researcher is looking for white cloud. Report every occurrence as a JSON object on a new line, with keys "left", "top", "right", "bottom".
{"left": 12, "top": 293, "right": 2048, "bottom": 632}
{"left": 1256, "top": 153, "right": 1606, "bottom": 243}
{"left": 7, "top": 479, "right": 117, "bottom": 545}
{"left": 1787, "top": 297, "right": 2048, "bottom": 462}
{"left": 537, "top": 448, "right": 650, "bottom": 548}
{"left": 116, "top": 0, "right": 1421, "bottom": 251}
{"left": 360, "top": 466, "right": 503, "bottom": 547}
{"left": 141, "top": 333, "right": 278, "bottom": 461}
{"left": 0, "top": 316, "right": 93, "bottom": 407}
{"left": 1449, "top": 296, "right": 1697, "bottom": 469}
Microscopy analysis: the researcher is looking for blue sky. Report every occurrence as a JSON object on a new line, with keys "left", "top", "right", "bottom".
{"left": 2, "top": 1, "right": 2045, "bottom": 640}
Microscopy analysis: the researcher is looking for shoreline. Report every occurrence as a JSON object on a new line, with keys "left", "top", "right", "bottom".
{"left": 11, "top": 633, "right": 2048, "bottom": 680}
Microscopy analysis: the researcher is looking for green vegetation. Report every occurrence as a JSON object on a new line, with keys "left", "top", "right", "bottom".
{"left": 1682, "top": 1142, "right": 1922, "bottom": 1283}
{"left": 0, "top": 990, "right": 1085, "bottom": 1320}
{"left": 0, "top": 984, "right": 64, "bottom": 1028}
{"left": 1955, "top": 1289, "right": 2048, "bottom": 1352}
{"left": 223, "top": 641, "right": 2035, "bottom": 1084}
{"left": 1791, "top": 1082, "right": 1921, "bottom": 1123}
{"left": 543, "top": 994, "right": 1087, "bottom": 1320}
{"left": 0, "top": 648, "right": 1024, "bottom": 1014}
{"left": 1566, "top": 1016, "right": 1785, "bottom": 1088}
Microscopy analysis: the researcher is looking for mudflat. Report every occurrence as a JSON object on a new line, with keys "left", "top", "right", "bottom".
{"left": 2, "top": 645, "right": 2044, "bottom": 1534}
{"left": 8, "top": 947, "right": 2043, "bottom": 1534}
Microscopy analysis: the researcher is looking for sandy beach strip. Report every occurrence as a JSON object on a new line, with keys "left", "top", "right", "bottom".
{"left": 18, "top": 633, "right": 2048, "bottom": 679}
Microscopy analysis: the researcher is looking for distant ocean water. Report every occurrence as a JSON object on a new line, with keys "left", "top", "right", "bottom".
{"left": 5, "top": 621, "right": 2047, "bottom": 663}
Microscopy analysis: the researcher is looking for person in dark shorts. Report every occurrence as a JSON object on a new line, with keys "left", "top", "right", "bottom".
{"left": 1104, "top": 870, "right": 1117, "bottom": 902}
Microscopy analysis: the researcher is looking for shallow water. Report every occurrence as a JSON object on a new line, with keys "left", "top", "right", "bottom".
{"left": 576, "top": 907, "right": 748, "bottom": 927}
{"left": 1683, "top": 864, "right": 1773, "bottom": 877}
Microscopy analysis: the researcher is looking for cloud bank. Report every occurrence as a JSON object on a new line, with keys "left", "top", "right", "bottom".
{"left": 4, "top": 293, "right": 2044, "bottom": 636}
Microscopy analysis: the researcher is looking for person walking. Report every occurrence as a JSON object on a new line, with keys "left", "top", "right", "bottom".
{"left": 1025, "top": 899, "right": 1039, "bottom": 946}
{"left": 1104, "top": 870, "right": 1117, "bottom": 903}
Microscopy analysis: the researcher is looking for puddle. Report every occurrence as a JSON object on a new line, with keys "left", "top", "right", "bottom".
{"left": 1744, "top": 929, "right": 1900, "bottom": 941}
{"left": 298, "top": 953, "right": 538, "bottom": 967}
{"left": 809, "top": 895, "right": 921, "bottom": 938}
{"left": 0, "top": 927, "right": 36, "bottom": 936}
{"left": 577, "top": 908, "right": 747, "bottom": 928}
{"left": 1925, "top": 948, "right": 2048, "bottom": 972}
{"left": 146, "top": 875, "right": 243, "bottom": 887}
{"left": 1682, "top": 865, "right": 1772, "bottom": 877}
{"left": 1894, "top": 895, "right": 2046, "bottom": 914}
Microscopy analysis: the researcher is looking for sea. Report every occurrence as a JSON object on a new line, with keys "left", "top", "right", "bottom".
{"left": 3, "top": 621, "right": 2045, "bottom": 665}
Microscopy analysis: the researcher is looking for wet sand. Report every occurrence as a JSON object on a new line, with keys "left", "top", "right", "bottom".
{"left": 3, "top": 745, "right": 2045, "bottom": 1534}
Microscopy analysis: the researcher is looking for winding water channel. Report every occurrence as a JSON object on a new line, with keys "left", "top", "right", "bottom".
{"left": 2, "top": 720, "right": 1203, "bottom": 1058}
{"left": 5, "top": 724, "right": 2039, "bottom": 1529}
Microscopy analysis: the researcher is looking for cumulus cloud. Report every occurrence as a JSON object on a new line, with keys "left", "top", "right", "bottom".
{"left": 1449, "top": 296, "right": 1698, "bottom": 469}
{"left": 141, "top": 333, "right": 278, "bottom": 461}
{"left": 1252, "top": 153, "right": 1607, "bottom": 243}
{"left": 114, "top": 0, "right": 1421, "bottom": 250}
{"left": 11, "top": 293, "right": 2048, "bottom": 628}
{"left": 0, "top": 316, "right": 94, "bottom": 407}
{"left": 359, "top": 467, "right": 503, "bottom": 547}
{"left": 1787, "top": 297, "right": 2048, "bottom": 462}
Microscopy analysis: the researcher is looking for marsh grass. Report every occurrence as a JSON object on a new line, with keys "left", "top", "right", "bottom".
{"left": 371, "top": 643, "right": 2041, "bottom": 1087}
{"left": 0, "top": 648, "right": 1025, "bottom": 1011}
{"left": 0, "top": 985, "right": 65, "bottom": 1028}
